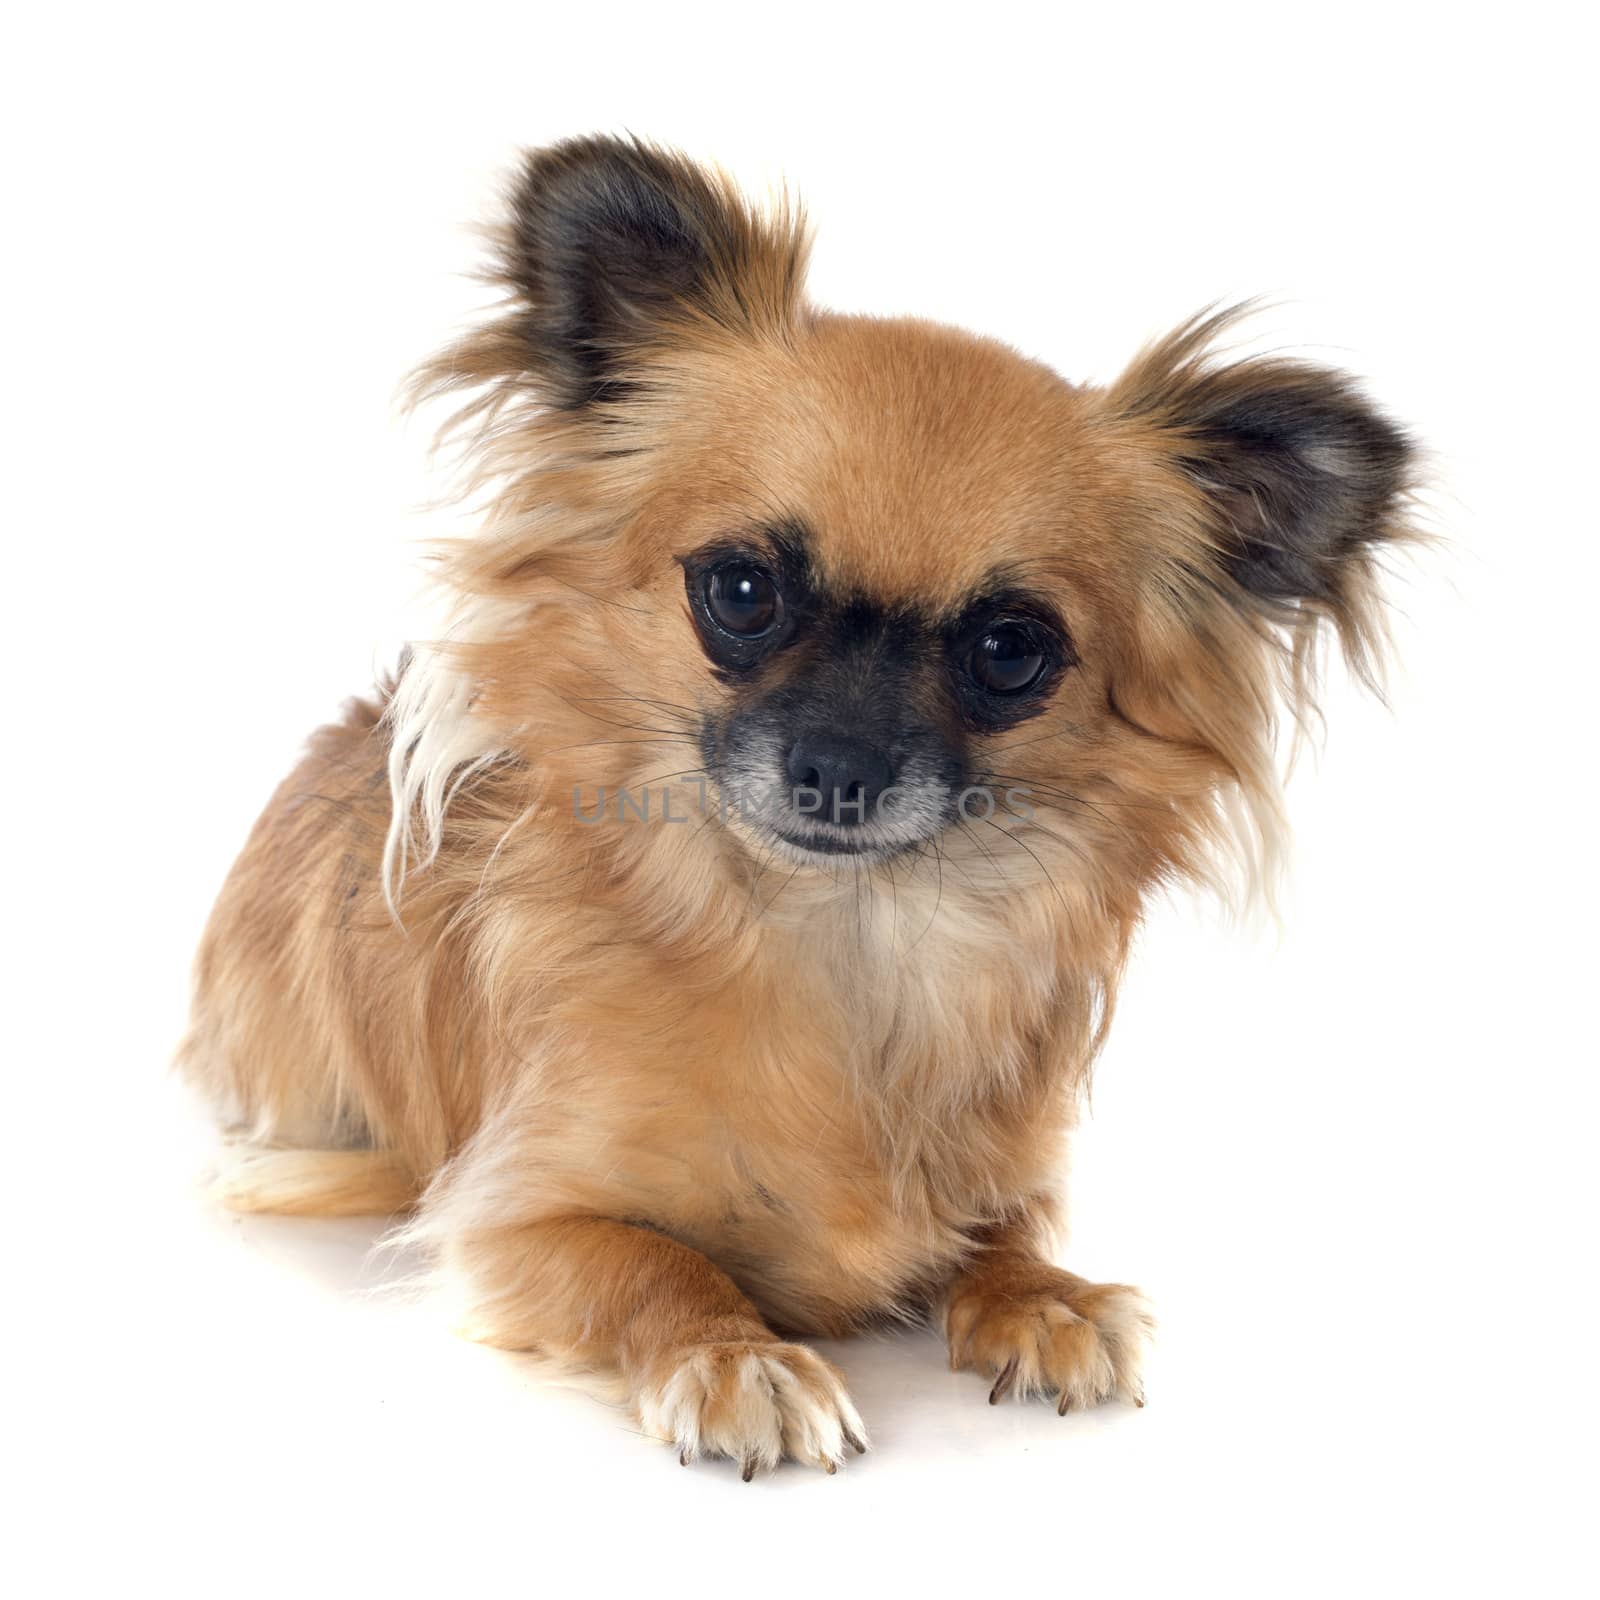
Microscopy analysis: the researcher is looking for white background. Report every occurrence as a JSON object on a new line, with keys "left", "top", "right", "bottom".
{"left": 6, "top": 5, "right": 1596, "bottom": 1596}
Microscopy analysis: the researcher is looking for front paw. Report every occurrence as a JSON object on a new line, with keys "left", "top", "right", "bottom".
{"left": 636, "top": 1339, "right": 868, "bottom": 1478}
{"left": 946, "top": 1263, "right": 1152, "bottom": 1412}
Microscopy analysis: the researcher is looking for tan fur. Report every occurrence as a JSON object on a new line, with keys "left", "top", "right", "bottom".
{"left": 209, "top": 1142, "right": 418, "bottom": 1217}
{"left": 178, "top": 139, "right": 1415, "bottom": 1474}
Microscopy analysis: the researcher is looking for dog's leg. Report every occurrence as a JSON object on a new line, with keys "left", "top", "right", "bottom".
{"left": 943, "top": 1218, "right": 1153, "bottom": 1411}
{"left": 444, "top": 1215, "right": 866, "bottom": 1476}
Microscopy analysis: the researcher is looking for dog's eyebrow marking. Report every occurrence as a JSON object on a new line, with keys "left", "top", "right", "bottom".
{"left": 945, "top": 582, "right": 1072, "bottom": 656}
{"left": 951, "top": 566, "right": 1050, "bottom": 623}
{"left": 763, "top": 515, "right": 812, "bottom": 569}
{"left": 678, "top": 515, "right": 814, "bottom": 582}
{"left": 749, "top": 515, "right": 818, "bottom": 593}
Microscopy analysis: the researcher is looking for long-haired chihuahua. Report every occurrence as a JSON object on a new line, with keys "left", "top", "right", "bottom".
{"left": 181, "top": 136, "right": 1416, "bottom": 1477}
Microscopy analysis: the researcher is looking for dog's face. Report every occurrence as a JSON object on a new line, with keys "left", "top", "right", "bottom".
{"left": 416, "top": 138, "right": 1411, "bottom": 903}
{"left": 660, "top": 318, "right": 1102, "bottom": 867}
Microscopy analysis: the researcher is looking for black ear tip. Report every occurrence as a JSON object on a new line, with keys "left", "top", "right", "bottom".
{"left": 498, "top": 136, "right": 719, "bottom": 406}
{"left": 505, "top": 130, "right": 744, "bottom": 279}
{"left": 485, "top": 135, "right": 806, "bottom": 411}
{"left": 513, "top": 133, "right": 664, "bottom": 193}
{"left": 1145, "top": 354, "right": 1418, "bottom": 611}
{"left": 509, "top": 134, "right": 710, "bottom": 240}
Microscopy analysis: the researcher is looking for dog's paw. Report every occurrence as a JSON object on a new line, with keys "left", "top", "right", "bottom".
{"left": 946, "top": 1263, "right": 1152, "bottom": 1412}
{"left": 637, "top": 1339, "right": 868, "bottom": 1478}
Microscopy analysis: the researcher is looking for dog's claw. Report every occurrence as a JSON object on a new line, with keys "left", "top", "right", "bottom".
{"left": 1057, "top": 1390, "right": 1073, "bottom": 1416}
{"left": 823, "top": 1458, "right": 837, "bottom": 1475}
{"left": 989, "top": 1357, "right": 1019, "bottom": 1405}
{"left": 842, "top": 1425, "right": 867, "bottom": 1455}
{"left": 740, "top": 1457, "right": 756, "bottom": 1483}
{"left": 679, "top": 1449, "right": 690, "bottom": 1466}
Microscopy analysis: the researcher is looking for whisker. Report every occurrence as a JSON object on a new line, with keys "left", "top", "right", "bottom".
{"left": 570, "top": 692, "right": 699, "bottom": 722}
{"left": 987, "top": 724, "right": 1085, "bottom": 757}
{"left": 983, "top": 774, "right": 1172, "bottom": 815}
{"left": 985, "top": 781, "right": 1145, "bottom": 845}
{"left": 956, "top": 816, "right": 1017, "bottom": 891}
{"left": 996, "top": 807, "right": 1099, "bottom": 871}
{"left": 542, "top": 735, "right": 700, "bottom": 758}
{"left": 906, "top": 835, "right": 946, "bottom": 953}
{"left": 978, "top": 815, "right": 1073, "bottom": 915}
{"left": 754, "top": 860, "right": 803, "bottom": 921}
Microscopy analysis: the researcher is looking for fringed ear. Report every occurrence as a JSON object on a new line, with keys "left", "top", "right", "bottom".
{"left": 1109, "top": 309, "right": 1417, "bottom": 681}
{"left": 1099, "top": 311, "right": 1420, "bottom": 906}
{"left": 496, "top": 134, "right": 809, "bottom": 409}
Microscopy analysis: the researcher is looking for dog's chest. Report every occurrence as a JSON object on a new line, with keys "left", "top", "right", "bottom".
{"left": 658, "top": 1036, "right": 1027, "bottom": 1335}
{"left": 674, "top": 1127, "right": 973, "bottom": 1336}
{"left": 552, "top": 900, "right": 1063, "bottom": 1331}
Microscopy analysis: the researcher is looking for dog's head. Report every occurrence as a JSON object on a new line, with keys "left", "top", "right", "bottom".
{"left": 388, "top": 137, "right": 1413, "bottom": 917}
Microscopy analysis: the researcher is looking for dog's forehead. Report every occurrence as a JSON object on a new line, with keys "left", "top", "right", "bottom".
{"left": 656, "top": 315, "right": 1099, "bottom": 608}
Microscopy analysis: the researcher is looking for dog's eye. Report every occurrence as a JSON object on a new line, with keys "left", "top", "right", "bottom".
{"left": 969, "top": 624, "right": 1046, "bottom": 694}
{"left": 706, "top": 564, "right": 782, "bottom": 638}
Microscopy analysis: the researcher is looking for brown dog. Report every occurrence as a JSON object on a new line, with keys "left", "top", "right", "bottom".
{"left": 180, "top": 135, "right": 1415, "bottom": 1476}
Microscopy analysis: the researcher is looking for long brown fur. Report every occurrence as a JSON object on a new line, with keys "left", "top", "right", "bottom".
{"left": 179, "top": 136, "right": 1417, "bottom": 1475}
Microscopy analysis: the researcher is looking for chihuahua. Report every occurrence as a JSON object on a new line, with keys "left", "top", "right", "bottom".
{"left": 181, "top": 136, "right": 1415, "bottom": 1476}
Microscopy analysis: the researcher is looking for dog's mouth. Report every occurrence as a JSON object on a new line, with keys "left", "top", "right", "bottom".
{"left": 719, "top": 779, "right": 956, "bottom": 866}
{"left": 767, "top": 823, "right": 920, "bottom": 863}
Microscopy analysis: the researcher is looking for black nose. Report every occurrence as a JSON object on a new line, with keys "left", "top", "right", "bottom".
{"left": 785, "top": 731, "right": 895, "bottom": 826}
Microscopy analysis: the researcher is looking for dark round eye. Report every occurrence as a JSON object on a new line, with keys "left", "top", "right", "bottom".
{"left": 706, "top": 564, "right": 781, "bottom": 638}
{"left": 969, "top": 623, "right": 1047, "bottom": 694}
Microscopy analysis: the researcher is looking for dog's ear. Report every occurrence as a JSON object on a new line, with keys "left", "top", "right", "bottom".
{"left": 502, "top": 135, "right": 807, "bottom": 409}
{"left": 1111, "top": 312, "right": 1415, "bottom": 650}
